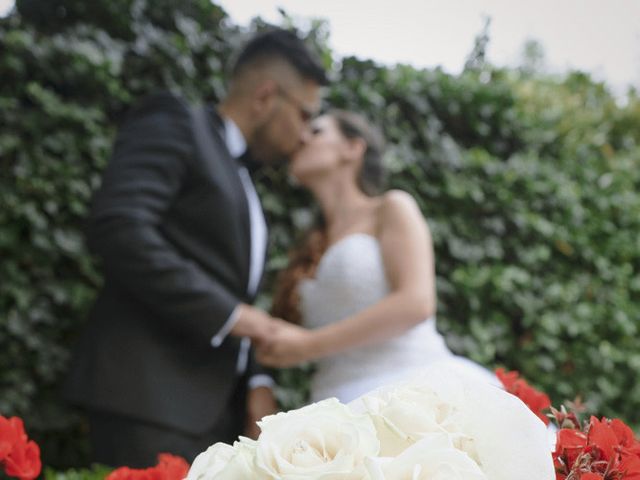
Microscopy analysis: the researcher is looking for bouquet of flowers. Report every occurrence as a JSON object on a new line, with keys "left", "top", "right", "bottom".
{"left": 0, "top": 415, "right": 42, "bottom": 480}
{"left": 186, "top": 365, "right": 555, "bottom": 480}
{"left": 6, "top": 365, "right": 640, "bottom": 479}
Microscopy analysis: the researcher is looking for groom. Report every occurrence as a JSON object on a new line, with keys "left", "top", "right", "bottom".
{"left": 64, "top": 28, "right": 328, "bottom": 467}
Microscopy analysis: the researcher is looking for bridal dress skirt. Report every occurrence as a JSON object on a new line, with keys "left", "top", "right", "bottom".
{"left": 309, "top": 318, "right": 500, "bottom": 404}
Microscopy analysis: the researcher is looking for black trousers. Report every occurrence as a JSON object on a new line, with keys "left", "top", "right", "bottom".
{"left": 87, "top": 380, "right": 247, "bottom": 468}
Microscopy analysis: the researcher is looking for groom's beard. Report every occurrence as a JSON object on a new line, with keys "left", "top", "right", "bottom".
{"left": 250, "top": 116, "right": 295, "bottom": 167}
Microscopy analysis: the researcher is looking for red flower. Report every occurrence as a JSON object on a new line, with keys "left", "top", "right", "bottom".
{"left": 554, "top": 428, "right": 588, "bottom": 471}
{"left": 3, "top": 440, "right": 42, "bottom": 480}
{"left": 107, "top": 466, "right": 164, "bottom": 480}
{"left": 495, "top": 368, "right": 551, "bottom": 425}
{"left": 0, "top": 417, "right": 27, "bottom": 462}
{"left": 618, "top": 451, "right": 640, "bottom": 480}
{"left": 556, "top": 428, "right": 588, "bottom": 450}
{"left": 580, "top": 474, "right": 603, "bottom": 480}
{"left": 610, "top": 418, "right": 639, "bottom": 449}
{"left": 156, "top": 454, "right": 190, "bottom": 480}
{"left": 495, "top": 368, "right": 520, "bottom": 390}
{"left": 106, "top": 454, "right": 190, "bottom": 480}
{"left": 0, "top": 416, "right": 41, "bottom": 480}
{"left": 619, "top": 452, "right": 640, "bottom": 475}
{"left": 588, "top": 416, "right": 620, "bottom": 461}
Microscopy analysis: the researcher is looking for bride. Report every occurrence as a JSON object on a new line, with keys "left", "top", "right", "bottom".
{"left": 258, "top": 109, "right": 497, "bottom": 403}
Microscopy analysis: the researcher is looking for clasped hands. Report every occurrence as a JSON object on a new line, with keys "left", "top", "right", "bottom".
{"left": 231, "top": 304, "right": 315, "bottom": 368}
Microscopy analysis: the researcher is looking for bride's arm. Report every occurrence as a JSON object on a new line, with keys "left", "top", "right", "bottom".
{"left": 308, "top": 189, "right": 436, "bottom": 358}
{"left": 257, "top": 190, "right": 437, "bottom": 367}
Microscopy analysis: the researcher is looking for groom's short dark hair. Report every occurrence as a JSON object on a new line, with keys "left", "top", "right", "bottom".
{"left": 231, "top": 28, "right": 329, "bottom": 86}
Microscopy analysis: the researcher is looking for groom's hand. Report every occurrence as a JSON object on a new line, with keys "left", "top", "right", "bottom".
{"left": 255, "top": 322, "right": 315, "bottom": 368}
{"left": 230, "top": 304, "right": 280, "bottom": 347}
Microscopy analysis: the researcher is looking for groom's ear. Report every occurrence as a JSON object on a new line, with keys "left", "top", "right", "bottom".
{"left": 250, "top": 79, "right": 279, "bottom": 120}
{"left": 254, "top": 79, "right": 278, "bottom": 108}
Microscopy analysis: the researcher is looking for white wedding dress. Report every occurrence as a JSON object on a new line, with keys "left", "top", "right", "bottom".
{"left": 298, "top": 233, "right": 499, "bottom": 403}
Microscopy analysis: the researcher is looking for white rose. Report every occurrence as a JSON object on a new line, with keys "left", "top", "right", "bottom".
{"left": 365, "top": 433, "right": 487, "bottom": 480}
{"left": 351, "top": 365, "right": 555, "bottom": 480}
{"left": 255, "top": 397, "right": 379, "bottom": 479}
{"left": 186, "top": 437, "right": 261, "bottom": 480}
{"left": 351, "top": 371, "right": 470, "bottom": 458}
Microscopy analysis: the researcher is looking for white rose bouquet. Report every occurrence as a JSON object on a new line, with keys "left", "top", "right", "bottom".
{"left": 186, "top": 366, "right": 554, "bottom": 479}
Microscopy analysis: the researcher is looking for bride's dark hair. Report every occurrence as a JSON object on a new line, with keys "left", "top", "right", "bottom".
{"left": 270, "top": 109, "right": 386, "bottom": 324}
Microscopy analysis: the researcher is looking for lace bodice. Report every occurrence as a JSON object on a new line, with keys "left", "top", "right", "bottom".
{"left": 300, "top": 234, "right": 391, "bottom": 329}
{"left": 298, "top": 233, "right": 454, "bottom": 402}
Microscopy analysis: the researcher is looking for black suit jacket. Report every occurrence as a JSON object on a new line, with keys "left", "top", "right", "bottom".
{"left": 64, "top": 92, "right": 266, "bottom": 434}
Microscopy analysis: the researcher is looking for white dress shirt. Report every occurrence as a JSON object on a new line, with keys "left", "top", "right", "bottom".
{"left": 209, "top": 116, "right": 273, "bottom": 390}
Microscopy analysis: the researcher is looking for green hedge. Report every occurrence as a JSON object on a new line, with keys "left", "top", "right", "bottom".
{"left": 1, "top": 0, "right": 639, "bottom": 469}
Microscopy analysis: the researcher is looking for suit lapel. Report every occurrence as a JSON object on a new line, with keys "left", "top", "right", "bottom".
{"left": 197, "top": 106, "right": 252, "bottom": 294}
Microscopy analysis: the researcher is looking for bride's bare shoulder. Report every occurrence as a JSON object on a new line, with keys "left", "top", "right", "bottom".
{"left": 377, "top": 189, "right": 422, "bottom": 217}
{"left": 375, "top": 189, "right": 430, "bottom": 236}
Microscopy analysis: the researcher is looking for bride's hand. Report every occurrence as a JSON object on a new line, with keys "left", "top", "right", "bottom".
{"left": 255, "top": 321, "right": 315, "bottom": 368}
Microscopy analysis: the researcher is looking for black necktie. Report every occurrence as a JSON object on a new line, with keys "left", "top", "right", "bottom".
{"left": 237, "top": 149, "right": 261, "bottom": 175}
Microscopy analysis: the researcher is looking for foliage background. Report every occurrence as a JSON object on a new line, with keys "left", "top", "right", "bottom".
{"left": 1, "top": 0, "right": 639, "bottom": 469}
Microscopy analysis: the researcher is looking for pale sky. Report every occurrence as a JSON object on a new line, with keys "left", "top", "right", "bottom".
{"left": 219, "top": 0, "right": 640, "bottom": 94}
{"left": 2, "top": 0, "right": 639, "bottom": 93}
